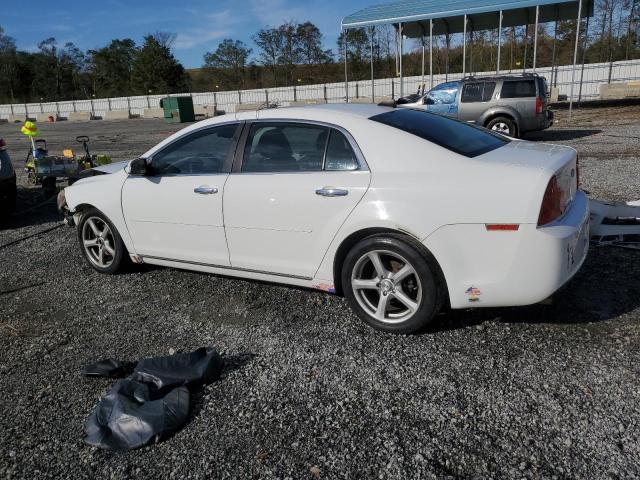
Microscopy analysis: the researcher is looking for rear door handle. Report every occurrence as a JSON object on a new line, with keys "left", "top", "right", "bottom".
{"left": 194, "top": 185, "right": 218, "bottom": 195}
{"left": 316, "top": 187, "right": 349, "bottom": 197}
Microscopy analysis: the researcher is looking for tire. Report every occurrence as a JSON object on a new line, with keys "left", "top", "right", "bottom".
{"left": 486, "top": 116, "right": 517, "bottom": 138}
{"left": 341, "top": 234, "right": 444, "bottom": 334}
{"left": 77, "top": 208, "right": 127, "bottom": 274}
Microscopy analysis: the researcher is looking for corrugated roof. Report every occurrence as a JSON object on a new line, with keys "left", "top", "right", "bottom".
{"left": 342, "top": 0, "right": 580, "bottom": 28}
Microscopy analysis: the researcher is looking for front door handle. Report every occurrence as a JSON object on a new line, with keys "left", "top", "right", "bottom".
{"left": 194, "top": 185, "right": 218, "bottom": 195}
{"left": 316, "top": 187, "right": 349, "bottom": 197}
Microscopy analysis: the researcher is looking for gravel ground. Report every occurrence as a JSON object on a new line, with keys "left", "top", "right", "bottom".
{"left": 1, "top": 108, "right": 639, "bottom": 479}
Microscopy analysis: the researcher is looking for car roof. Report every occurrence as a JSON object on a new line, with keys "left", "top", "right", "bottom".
{"left": 142, "top": 104, "right": 394, "bottom": 158}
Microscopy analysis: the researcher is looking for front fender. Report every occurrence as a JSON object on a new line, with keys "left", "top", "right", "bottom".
{"left": 63, "top": 171, "right": 136, "bottom": 254}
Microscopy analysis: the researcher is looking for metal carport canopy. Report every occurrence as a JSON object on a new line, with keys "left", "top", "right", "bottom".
{"left": 341, "top": 0, "right": 590, "bottom": 36}
{"left": 341, "top": 0, "right": 592, "bottom": 121}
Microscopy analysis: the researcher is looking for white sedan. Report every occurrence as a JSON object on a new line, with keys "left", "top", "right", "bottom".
{"left": 60, "top": 104, "right": 589, "bottom": 333}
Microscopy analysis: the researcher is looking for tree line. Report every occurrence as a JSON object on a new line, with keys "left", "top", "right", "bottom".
{"left": 0, "top": 0, "right": 638, "bottom": 104}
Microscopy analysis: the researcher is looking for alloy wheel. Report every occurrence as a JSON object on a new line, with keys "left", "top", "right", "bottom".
{"left": 491, "top": 122, "right": 511, "bottom": 134}
{"left": 351, "top": 250, "right": 422, "bottom": 324}
{"left": 82, "top": 216, "right": 116, "bottom": 268}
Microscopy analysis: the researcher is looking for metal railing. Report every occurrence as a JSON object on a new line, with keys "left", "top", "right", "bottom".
{"left": 1, "top": 59, "right": 639, "bottom": 121}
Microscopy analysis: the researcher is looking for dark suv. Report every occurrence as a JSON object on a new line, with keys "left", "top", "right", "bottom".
{"left": 0, "top": 138, "right": 17, "bottom": 218}
{"left": 398, "top": 74, "right": 553, "bottom": 138}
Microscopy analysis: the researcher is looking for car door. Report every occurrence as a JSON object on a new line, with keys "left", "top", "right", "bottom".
{"left": 223, "top": 121, "right": 371, "bottom": 279}
{"left": 121, "top": 123, "right": 241, "bottom": 265}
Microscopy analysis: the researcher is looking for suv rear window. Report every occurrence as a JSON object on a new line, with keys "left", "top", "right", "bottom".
{"left": 370, "top": 109, "right": 509, "bottom": 158}
{"left": 501, "top": 80, "right": 537, "bottom": 98}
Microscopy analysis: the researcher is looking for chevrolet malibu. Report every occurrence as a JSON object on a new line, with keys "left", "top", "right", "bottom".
{"left": 60, "top": 104, "right": 589, "bottom": 333}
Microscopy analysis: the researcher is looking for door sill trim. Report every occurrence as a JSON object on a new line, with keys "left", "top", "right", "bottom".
{"left": 141, "top": 255, "right": 313, "bottom": 281}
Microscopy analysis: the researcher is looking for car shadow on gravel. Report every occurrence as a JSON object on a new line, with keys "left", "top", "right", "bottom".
{"left": 524, "top": 129, "right": 602, "bottom": 142}
{"left": 426, "top": 247, "right": 640, "bottom": 332}
{"left": 0, "top": 186, "right": 62, "bottom": 231}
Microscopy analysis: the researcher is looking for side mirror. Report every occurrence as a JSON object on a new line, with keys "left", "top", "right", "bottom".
{"left": 129, "top": 158, "right": 149, "bottom": 176}
{"left": 425, "top": 96, "right": 435, "bottom": 105}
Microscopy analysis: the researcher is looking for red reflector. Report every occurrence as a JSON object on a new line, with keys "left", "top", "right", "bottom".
{"left": 486, "top": 224, "right": 520, "bottom": 231}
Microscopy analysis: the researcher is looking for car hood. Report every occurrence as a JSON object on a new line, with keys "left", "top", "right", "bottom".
{"left": 93, "top": 160, "right": 128, "bottom": 174}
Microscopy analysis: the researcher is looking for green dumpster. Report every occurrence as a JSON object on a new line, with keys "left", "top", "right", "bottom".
{"left": 160, "top": 96, "right": 195, "bottom": 123}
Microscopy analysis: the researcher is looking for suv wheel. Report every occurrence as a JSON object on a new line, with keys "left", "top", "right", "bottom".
{"left": 77, "top": 208, "right": 127, "bottom": 274}
{"left": 486, "top": 117, "right": 517, "bottom": 137}
{"left": 342, "top": 234, "right": 444, "bottom": 334}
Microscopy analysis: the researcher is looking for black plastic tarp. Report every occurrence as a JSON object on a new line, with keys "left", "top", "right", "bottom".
{"left": 83, "top": 347, "right": 223, "bottom": 450}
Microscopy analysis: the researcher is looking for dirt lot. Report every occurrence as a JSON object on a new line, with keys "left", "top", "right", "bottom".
{"left": 1, "top": 106, "right": 639, "bottom": 479}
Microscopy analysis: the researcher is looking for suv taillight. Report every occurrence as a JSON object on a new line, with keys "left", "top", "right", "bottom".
{"left": 535, "top": 96, "right": 542, "bottom": 114}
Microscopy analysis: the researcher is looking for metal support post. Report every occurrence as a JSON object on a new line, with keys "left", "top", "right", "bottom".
{"left": 569, "top": 0, "right": 584, "bottom": 121}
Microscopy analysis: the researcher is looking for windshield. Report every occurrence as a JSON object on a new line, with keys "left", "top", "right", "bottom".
{"left": 370, "top": 108, "right": 509, "bottom": 158}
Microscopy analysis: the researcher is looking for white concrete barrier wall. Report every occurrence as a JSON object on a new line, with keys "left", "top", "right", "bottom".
{"left": 1, "top": 59, "right": 639, "bottom": 120}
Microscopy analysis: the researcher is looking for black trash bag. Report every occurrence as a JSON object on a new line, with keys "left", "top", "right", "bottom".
{"left": 82, "top": 359, "right": 137, "bottom": 378}
{"left": 83, "top": 347, "right": 223, "bottom": 451}
{"left": 132, "top": 347, "right": 223, "bottom": 390}
{"left": 85, "top": 379, "right": 189, "bottom": 450}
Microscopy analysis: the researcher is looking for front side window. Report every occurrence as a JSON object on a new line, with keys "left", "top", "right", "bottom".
{"left": 427, "top": 82, "right": 459, "bottom": 105}
{"left": 242, "top": 123, "right": 360, "bottom": 173}
{"left": 501, "top": 80, "right": 537, "bottom": 98}
{"left": 370, "top": 108, "right": 508, "bottom": 158}
{"left": 150, "top": 124, "right": 238, "bottom": 175}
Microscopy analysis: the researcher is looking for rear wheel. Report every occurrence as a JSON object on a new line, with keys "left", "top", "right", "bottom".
{"left": 486, "top": 116, "right": 517, "bottom": 137}
{"left": 77, "top": 208, "right": 126, "bottom": 274}
{"left": 342, "top": 234, "right": 444, "bottom": 334}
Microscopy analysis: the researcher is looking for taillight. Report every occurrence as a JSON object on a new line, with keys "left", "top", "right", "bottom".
{"left": 538, "top": 174, "right": 573, "bottom": 226}
{"left": 0, "top": 138, "right": 6, "bottom": 150}
{"left": 535, "top": 96, "right": 542, "bottom": 114}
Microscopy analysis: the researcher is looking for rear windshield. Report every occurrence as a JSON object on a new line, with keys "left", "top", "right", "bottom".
{"left": 370, "top": 108, "right": 509, "bottom": 158}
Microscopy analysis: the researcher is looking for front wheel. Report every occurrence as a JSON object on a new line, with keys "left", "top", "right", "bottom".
{"left": 342, "top": 234, "right": 444, "bottom": 334}
{"left": 77, "top": 208, "right": 127, "bottom": 274}
{"left": 486, "top": 116, "right": 517, "bottom": 138}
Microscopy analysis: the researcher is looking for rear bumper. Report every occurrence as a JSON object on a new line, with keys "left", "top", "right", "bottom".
{"left": 424, "top": 190, "right": 590, "bottom": 308}
{"left": 522, "top": 110, "right": 553, "bottom": 133}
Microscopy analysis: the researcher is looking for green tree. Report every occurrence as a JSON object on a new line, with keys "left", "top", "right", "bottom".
{"left": 203, "top": 39, "right": 252, "bottom": 89}
{"left": 0, "top": 26, "right": 18, "bottom": 103}
{"left": 87, "top": 39, "right": 137, "bottom": 97}
{"left": 296, "top": 22, "right": 332, "bottom": 65}
{"left": 130, "top": 35, "right": 188, "bottom": 95}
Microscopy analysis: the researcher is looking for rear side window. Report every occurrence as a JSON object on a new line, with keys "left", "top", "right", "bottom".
{"left": 461, "top": 82, "right": 496, "bottom": 103}
{"left": 325, "top": 130, "right": 358, "bottom": 171}
{"left": 501, "top": 80, "right": 537, "bottom": 98}
{"left": 241, "top": 123, "right": 360, "bottom": 172}
{"left": 370, "top": 109, "right": 509, "bottom": 158}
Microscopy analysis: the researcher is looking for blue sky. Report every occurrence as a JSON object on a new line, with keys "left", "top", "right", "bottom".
{"left": 2, "top": 0, "right": 374, "bottom": 68}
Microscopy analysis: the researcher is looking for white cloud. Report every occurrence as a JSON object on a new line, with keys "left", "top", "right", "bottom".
{"left": 174, "top": 29, "right": 230, "bottom": 50}
{"left": 249, "top": 0, "right": 307, "bottom": 26}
